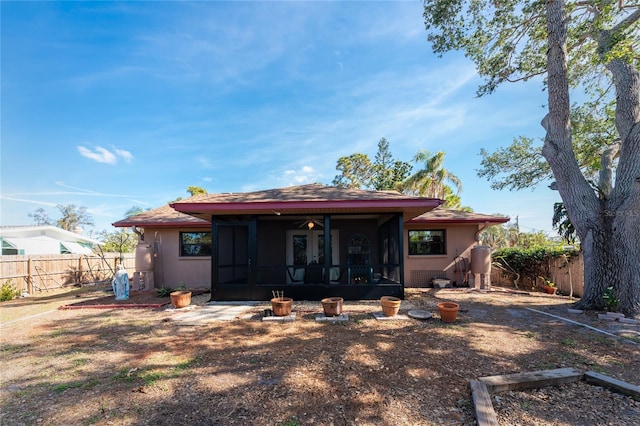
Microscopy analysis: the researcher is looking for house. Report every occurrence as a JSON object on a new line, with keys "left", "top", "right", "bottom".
{"left": 0, "top": 225, "right": 101, "bottom": 255}
{"left": 112, "top": 184, "right": 508, "bottom": 300}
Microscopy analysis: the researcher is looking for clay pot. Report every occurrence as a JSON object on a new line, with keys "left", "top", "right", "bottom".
{"left": 543, "top": 285, "right": 557, "bottom": 294}
{"left": 437, "top": 302, "right": 459, "bottom": 323}
{"left": 321, "top": 297, "right": 343, "bottom": 317}
{"left": 170, "top": 291, "right": 192, "bottom": 309}
{"left": 380, "top": 296, "right": 401, "bottom": 317}
{"left": 271, "top": 297, "right": 293, "bottom": 316}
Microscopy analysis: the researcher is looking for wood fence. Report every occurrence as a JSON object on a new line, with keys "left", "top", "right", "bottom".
{"left": 491, "top": 252, "right": 584, "bottom": 297}
{"left": 0, "top": 253, "right": 136, "bottom": 294}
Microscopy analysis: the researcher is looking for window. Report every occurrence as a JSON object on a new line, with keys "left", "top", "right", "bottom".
{"left": 408, "top": 230, "right": 445, "bottom": 255}
{"left": 180, "top": 232, "right": 211, "bottom": 256}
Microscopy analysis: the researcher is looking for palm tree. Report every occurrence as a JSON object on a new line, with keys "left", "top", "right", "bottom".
{"left": 402, "top": 150, "right": 462, "bottom": 201}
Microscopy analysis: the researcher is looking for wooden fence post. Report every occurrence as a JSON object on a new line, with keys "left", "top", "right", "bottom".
{"left": 78, "top": 255, "right": 83, "bottom": 286}
{"left": 27, "top": 257, "right": 33, "bottom": 295}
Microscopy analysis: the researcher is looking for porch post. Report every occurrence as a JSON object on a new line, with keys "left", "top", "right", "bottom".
{"left": 323, "top": 214, "right": 331, "bottom": 285}
{"left": 398, "top": 213, "right": 405, "bottom": 289}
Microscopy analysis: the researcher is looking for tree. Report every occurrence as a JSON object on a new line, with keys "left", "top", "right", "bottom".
{"left": 424, "top": 1, "right": 640, "bottom": 316}
{"left": 371, "top": 138, "right": 412, "bottom": 190}
{"left": 28, "top": 208, "right": 53, "bottom": 226}
{"left": 97, "top": 229, "right": 136, "bottom": 253}
{"left": 402, "top": 150, "right": 462, "bottom": 202}
{"left": 125, "top": 206, "right": 148, "bottom": 218}
{"left": 552, "top": 202, "right": 577, "bottom": 244}
{"left": 333, "top": 139, "right": 412, "bottom": 190}
{"left": 332, "top": 153, "right": 373, "bottom": 189}
{"left": 55, "top": 204, "right": 94, "bottom": 231}
{"left": 30, "top": 205, "right": 93, "bottom": 231}
{"left": 187, "top": 186, "right": 207, "bottom": 196}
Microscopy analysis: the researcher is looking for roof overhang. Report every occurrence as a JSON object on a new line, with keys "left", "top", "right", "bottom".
{"left": 171, "top": 199, "right": 443, "bottom": 222}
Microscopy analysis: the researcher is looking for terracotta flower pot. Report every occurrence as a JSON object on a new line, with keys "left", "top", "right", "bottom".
{"left": 437, "top": 302, "right": 459, "bottom": 323}
{"left": 543, "top": 285, "right": 557, "bottom": 294}
{"left": 380, "top": 296, "right": 401, "bottom": 317}
{"left": 321, "top": 297, "right": 343, "bottom": 317}
{"left": 271, "top": 297, "right": 293, "bottom": 316}
{"left": 170, "top": 291, "right": 192, "bottom": 309}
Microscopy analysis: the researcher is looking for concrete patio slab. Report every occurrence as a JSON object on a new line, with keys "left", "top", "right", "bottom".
{"left": 372, "top": 311, "right": 410, "bottom": 321}
{"left": 172, "top": 302, "right": 258, "bottom": 325}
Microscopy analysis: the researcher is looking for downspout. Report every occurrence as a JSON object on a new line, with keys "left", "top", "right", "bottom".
{"left": 474, "top": 221, "right": 489, "bottom": 243}
{"left": 132, "top": 226, "right": 144, "bottom": 242}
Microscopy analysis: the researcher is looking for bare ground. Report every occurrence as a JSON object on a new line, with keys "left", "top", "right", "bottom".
{"left": 1, "top": 286, "right": 639, "bottom": 426}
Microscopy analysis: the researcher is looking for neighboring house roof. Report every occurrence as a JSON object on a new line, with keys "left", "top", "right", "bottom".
{"left": 170, "top": 184, "right": 443, "bottom": 221}
{"left": 406, "top": 209, "right": 510, "bottom": 225}
{"left": 0, "top": 225, "right": 101, "bottom": 255}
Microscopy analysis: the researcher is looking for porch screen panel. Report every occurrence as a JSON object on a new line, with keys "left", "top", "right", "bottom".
{"left": 218, "top": 225, "right": 249, "bottom": 284}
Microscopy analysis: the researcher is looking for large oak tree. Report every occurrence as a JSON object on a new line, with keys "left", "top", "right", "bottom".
{"left": 423, "top": 0, "right": 639, "bottom": 316}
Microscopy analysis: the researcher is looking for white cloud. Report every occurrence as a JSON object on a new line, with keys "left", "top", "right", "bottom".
{"left": 77, "top": 146, "right": 134, "bottom": 165}
{"left": 77, "top": 146, "right": 117, "bottom": 164}
{"left": 115, "top": 148, "right": 134, "bottom": 163}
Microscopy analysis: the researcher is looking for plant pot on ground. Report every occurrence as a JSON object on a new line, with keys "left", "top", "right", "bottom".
{"left": 321, "top": 297, "right": 343, "bottom": 316}
{"left": 380, "top": 296, "right": 401, "bottom": 317}
{"left": 437, "top": 302, "right": 459, "bottom": 323}
{"left": 271, "top": 291, "right": 293, "bottom": 317}
{"left": 170, "top": 290, "right": 192, "bottom": 308}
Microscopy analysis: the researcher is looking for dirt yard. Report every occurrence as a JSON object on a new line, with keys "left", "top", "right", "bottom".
{"left": 1, "top": 286, "right": 639, "bottom": 425}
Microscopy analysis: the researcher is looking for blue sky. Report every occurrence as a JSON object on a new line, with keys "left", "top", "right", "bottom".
{"left": 1, "top": 1, "right": 561, "bottom": 236}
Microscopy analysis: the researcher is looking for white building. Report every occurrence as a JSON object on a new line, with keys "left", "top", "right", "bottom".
{"left": 0, "top": 226, "right": 101, "bottom": 255}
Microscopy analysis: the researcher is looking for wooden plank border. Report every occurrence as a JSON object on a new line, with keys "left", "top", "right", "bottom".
{"left": 584, "top": 371, "right": 640, "bottom": 401}
{"left": 470, "top": 368, "right": 640, "bottom": 425}
{"left": 479, "top": 367, "right": 582, "bottom": 393}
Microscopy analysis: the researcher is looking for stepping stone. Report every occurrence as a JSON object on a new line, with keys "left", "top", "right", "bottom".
{"left": 262, "top": 312, "right": 296, "bottom": 322}
{"left": 316, "top": 313, "right": 349, "bottom": 322}
{"left": 372, "top": 311, "right": 410, "bottom": 321}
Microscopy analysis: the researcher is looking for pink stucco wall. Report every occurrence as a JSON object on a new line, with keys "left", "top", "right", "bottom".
{"left": 141, "top": 227, "right": 211, "bottom": 290}
{"left": 403, "top": 222, "right": 483, "bottom": 287}
{"left": 140, "top": 222, "right": 485, "bottom": 290}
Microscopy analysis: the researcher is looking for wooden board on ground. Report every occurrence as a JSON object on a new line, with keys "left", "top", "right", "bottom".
{"left": 479, "top": 367, "right": 583, "bottom": 393}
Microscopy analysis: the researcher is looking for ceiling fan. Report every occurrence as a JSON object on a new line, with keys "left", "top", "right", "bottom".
{"left": 296, "top": 217, "right": 324, "bottom": 229}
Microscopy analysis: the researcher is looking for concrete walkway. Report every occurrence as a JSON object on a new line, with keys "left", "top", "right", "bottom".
{"left": 171, "top": 302, "right": 258, "bottom": 325}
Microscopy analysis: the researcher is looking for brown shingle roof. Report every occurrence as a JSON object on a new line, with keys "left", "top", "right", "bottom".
{"left": 112, "top": 204, "right": 208, "bottom": 228}
{"left": 170, "top": 184, "right": 442, "bottom": 220}
{"left": 407, "top": 208, "right": 509, "bottom": 224}
{"left": 113, "top": 184, "right": 445, "bottom": 227}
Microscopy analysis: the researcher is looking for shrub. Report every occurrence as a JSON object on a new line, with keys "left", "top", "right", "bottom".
{"left": 0, "top": 280, "right": 21, "bottom": 302}
{"left": 492, "top": 247, "right": 579, "bottom": 289}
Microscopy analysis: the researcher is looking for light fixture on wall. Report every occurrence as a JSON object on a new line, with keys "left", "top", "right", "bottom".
{"left": 307, "top": 221, "right": 314, "bottom": 230}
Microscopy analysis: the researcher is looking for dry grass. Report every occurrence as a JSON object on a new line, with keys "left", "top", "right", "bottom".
{"left": 1, "top": 287, "right": 638, "bottom": 425}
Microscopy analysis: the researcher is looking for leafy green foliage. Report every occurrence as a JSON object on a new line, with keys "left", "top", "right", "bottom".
{"left": 402, "top": 150, "right": 462, "bottom": 200}
{"left": 0, "top": 280, "right": 21, "bottom": 301}
{"left": 187, "top": 186, "right": 207, "bottom": 196}
{"left": 603, "top": 286, "right": 619, "bottom": 312}
{"left": 478, "top": 137, "right": 551, "bottom": 191}
{"left": 333, "top": 139, "right": 411, "bottom": 191}
{"left": 29, "top": 204, "right": 94, "bottom": 232}
{"left": 55, "top": 204, "right": 94, "bottom": 231}
{"left": 332, "top": 153, "right": 373, "bottom": 189}
{"left": 552, "top": 202, "right": 577, "bottom": 244}
{"left": 96, "top": 228, "right": 136, "bottom": 253}
{"left": 156, "top": 287, "right": 172, "bottom": 297}
{"left": 371, "top": 138, "right": 412, "bottom": 191}
{"left": 492, "top": 247, "right": 579, "bottom": 289}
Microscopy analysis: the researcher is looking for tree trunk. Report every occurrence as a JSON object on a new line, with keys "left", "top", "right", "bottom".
{"left": 542, "top": 1, "right": 640, "bottom": 318}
